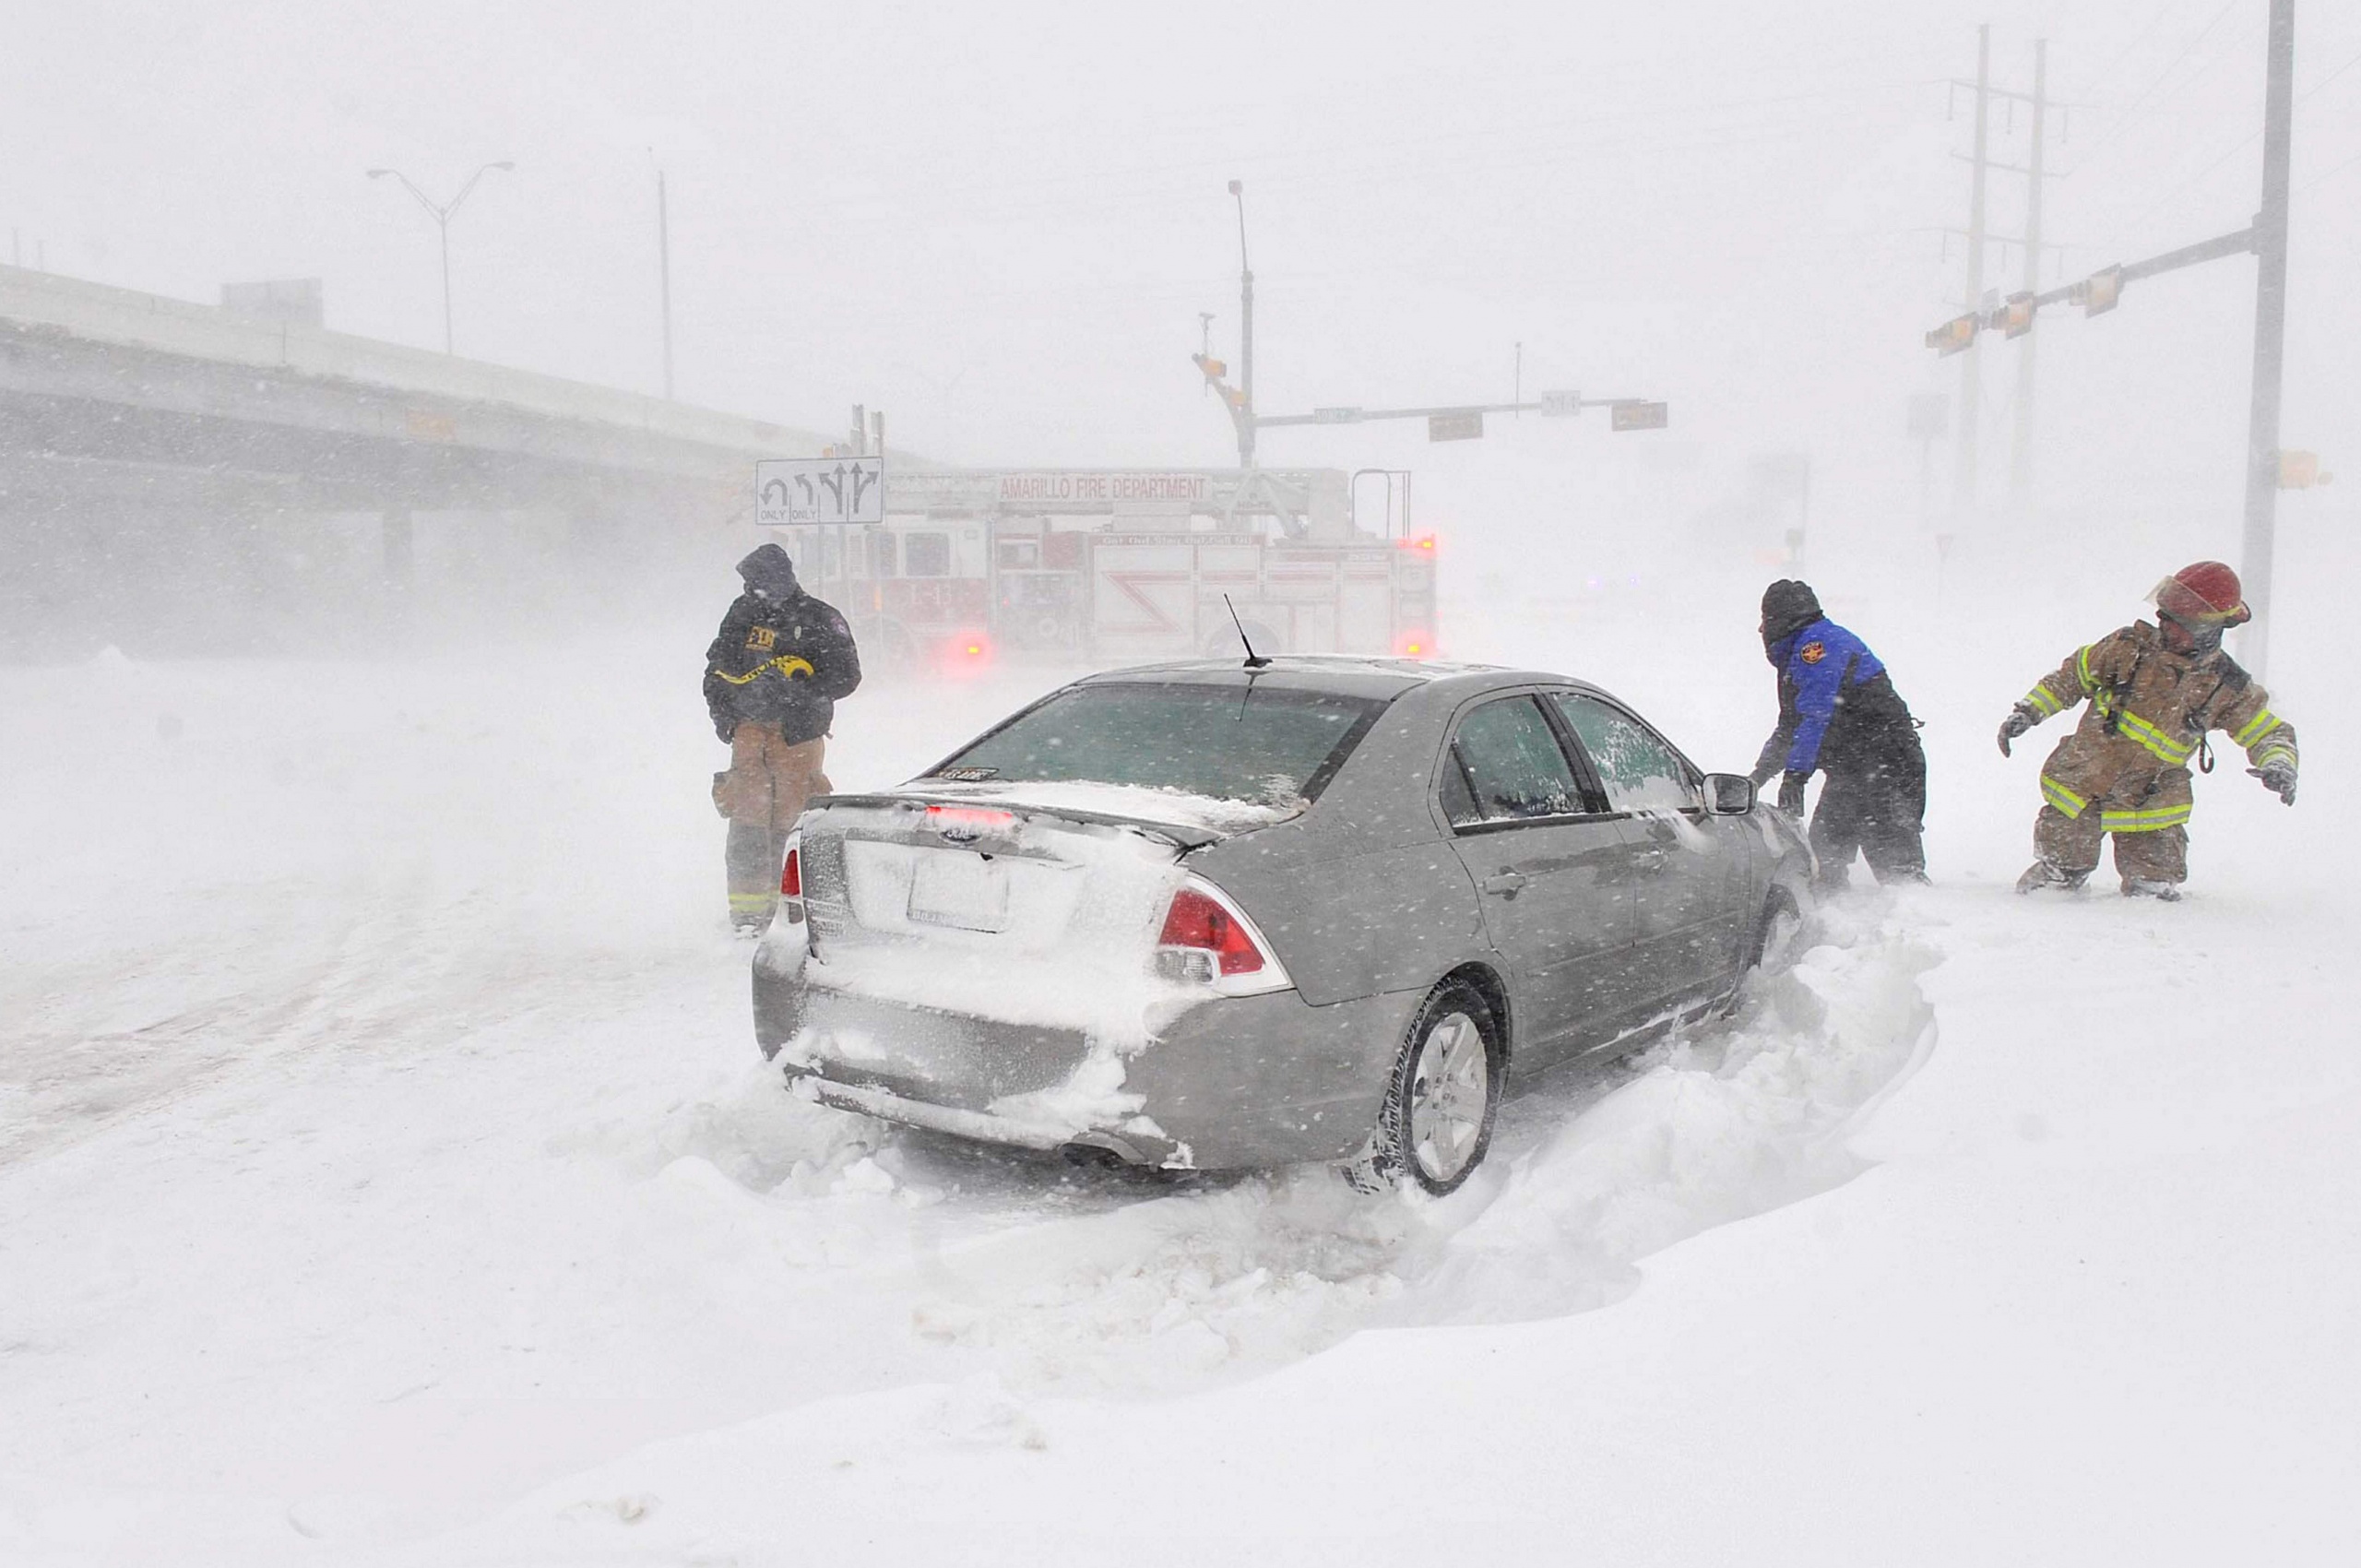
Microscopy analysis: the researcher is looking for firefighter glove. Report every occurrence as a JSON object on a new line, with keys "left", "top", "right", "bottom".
{"left": 2249, "top": 758, "right": 2297, "bottom": 806}
{"left": 1776, "top": 770, "right": 1809, "bottom": 818}
{"left": 1997, "top": 702, "right": 2037, "bottom": 757}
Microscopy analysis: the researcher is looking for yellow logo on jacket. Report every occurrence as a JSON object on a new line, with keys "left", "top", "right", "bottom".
{"left": 745, "top": 625, "right": 777, "bottom": 651}
{"left": 1800, "top": 641, "right": 1827, "bottom": 664}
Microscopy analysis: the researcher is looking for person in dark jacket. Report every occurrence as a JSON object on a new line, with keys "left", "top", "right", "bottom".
{"left": 705, "top": 542, "right": 861, "bottom": 931}
{"left": 1749, "top": 578, "right": 1928, "bottom": 889}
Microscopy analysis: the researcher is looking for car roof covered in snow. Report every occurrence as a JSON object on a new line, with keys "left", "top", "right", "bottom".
{"left": 1072, "top": 655, "right": 1561, "bottom": 703}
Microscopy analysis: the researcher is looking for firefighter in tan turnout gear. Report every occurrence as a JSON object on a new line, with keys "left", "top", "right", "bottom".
{"left": 705, "top": 543, "right": 861, "bottom": 932}
{"left": 1997, "top": 561, "right": 2296, "bottom": 900}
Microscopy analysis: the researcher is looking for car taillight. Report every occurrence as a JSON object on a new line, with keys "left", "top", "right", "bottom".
{"left": 780, "top": 846, "right": 801, "bottom": 897}
{"left": 1150, "top": 879, "right": 1292, "bottom": 996}
{"left": 1157, "top": 887, "right": 1264, "bottom": 976}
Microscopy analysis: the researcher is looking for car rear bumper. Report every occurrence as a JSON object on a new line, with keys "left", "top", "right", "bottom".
{"left": 754, "top": 950, "right": 1418, "bottom": 1170}
{"left": 788, "top": 1074, "right": 1164, "bottom": 1163}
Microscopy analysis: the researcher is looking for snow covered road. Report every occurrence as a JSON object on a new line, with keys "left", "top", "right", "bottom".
{"left": 4, "top": 580, "right": 2355, "bottom": 1565}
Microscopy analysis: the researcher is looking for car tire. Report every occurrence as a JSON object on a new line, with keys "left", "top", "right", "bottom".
{"left": 1358, "top": 979, "right": 1504, "bottom": 1196}
{"left": 1722, "top": 887, "right": 1803, "bottom": 1015}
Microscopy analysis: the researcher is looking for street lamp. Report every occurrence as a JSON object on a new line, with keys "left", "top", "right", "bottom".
{"left": 1228, "top": 178, "right": 1254, "bottom": 466}
{"left": 366, "top": 160, "right": 515, "bottom": 354}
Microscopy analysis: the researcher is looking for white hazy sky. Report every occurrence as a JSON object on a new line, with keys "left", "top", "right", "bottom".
{"left": 5, "top": 0, "right": 2354, "bottom": 575}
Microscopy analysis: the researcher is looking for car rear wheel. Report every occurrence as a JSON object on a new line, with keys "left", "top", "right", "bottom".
{"left": 1365, "top": 980, "right": 1503, "bottom": 1196}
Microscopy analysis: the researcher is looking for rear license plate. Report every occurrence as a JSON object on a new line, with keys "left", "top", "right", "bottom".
{"left": 908, "top": 851, "right": 1009, "bottom": 932}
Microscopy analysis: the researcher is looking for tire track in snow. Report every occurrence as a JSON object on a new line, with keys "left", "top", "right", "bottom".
{"left": 654, "top": 898, "right": 1939, "bottom": 1398}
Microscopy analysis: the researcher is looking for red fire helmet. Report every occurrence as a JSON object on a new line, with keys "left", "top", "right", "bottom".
{"left": 2152, "top": 560, "right": 2251, "bottom": 627}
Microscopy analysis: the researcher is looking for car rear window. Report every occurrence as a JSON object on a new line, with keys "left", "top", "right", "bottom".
{"left": 926, "top": 682, "right": 1387, "bottom": 803}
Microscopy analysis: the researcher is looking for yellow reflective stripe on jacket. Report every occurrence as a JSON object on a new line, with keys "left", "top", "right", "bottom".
{"left": 728, "top": 892, "right": 777, "bottom": 910}
{"left": 2254, "top": 742, "right": 2296, "bottom": 769}
{"left": 2234, "top": 708, "right": 2282, "bottom": 748}
{"left": 711, "top": 654, "right": 817, "bottom": 686}
{"left": 2099, "top": 803, "right": 2192, "bottom": 833}
{"left": 2041, "top": 775, "right": 2089, "bottom": 817}
{"left": 2111, "top": 708, "right": 2197, "bottom": 766}
{"left": 2024, "top": 683, "right": 2066, "bottom": 717}
{"left": 2075, "top": 646, "right": 2098, "bottom": 695}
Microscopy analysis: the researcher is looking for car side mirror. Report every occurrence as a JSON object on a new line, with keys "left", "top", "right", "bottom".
{"left": 1703, "top": 773, "right": 1754, "bottom": 814}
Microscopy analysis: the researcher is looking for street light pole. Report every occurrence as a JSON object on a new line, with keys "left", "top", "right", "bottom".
{"left": 366, "top": 160, "right": 516, "bottom": 354}
{"left": 1229, "top": 178, "right": 1254, "bottom": 468}
{"left": 657, "top": 167, "right": 676, "bottom": 400}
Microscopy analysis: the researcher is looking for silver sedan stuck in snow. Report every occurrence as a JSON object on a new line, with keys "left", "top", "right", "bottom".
{"left": 752, "top": 658, "right": 1810, "bottom": 1193}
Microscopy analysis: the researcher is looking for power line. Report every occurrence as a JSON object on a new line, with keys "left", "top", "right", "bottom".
{"left": 2296, "top": 148, "right": 2361, "bottom": 195}
{"left": 2072, "top": 0, "right": 2212, "bottom": 102}
{"left": 2071, "top": 0, "right": 2244, "bottom": 167}
{"left": 2294, "top": 42, "right": 2361, "bottom": 104}
{"left": 2119, "top": 136, "right": 2263, "bottom": 238}
{"left": 2100, "top": 41, "right": 2361, "bottom": 248}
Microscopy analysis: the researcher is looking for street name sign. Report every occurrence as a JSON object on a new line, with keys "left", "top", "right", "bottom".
{"left": 757, "top": 456, "right": 886, "bottom": 526}
{"left": 1610, "top": 401, "right": 1669, "bottom": 433}
{"left": 1539, "top": 389, "right": 1584, "bottom": 417}
{"left": 1428, "top": 410, "right": 1485, "bottom": 442}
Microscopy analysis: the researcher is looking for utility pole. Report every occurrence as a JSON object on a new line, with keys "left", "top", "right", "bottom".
{"left": 2010, "top": 39, "right": 2048, "bottom": 505}
{"left": 657, "top": 168, "right": 676, "bottom": 399}
{"left": 1956, "top": 23, "right": 1992, "bottom": 515}
{"left": 1922, "top": 3, "right": 2305, "bottom": 679}
{"left": 2242, "top": 0, "right": 2296, "bottom": 678}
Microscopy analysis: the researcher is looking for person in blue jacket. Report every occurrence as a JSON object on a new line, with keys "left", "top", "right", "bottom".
{"left": 1749, "top": 578, "right": 1928, "bottom": 888}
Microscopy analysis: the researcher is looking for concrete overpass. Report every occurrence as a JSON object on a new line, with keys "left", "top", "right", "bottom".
{"left": 0, "top": 263, "right": 832, "bottom": 519}
{"left": 0, "top": 265, "right": 836, "bottom": 652}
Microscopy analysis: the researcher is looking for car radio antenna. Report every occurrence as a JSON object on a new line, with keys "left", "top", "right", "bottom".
{"left": 1224, "top": 593, "right": 1272, "bottom": 670}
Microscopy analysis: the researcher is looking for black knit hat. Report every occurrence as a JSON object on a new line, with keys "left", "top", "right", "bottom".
{"left": 736, "top": 541, "right": 800, "bottom": 597}
{"left": 1760, "top": 578, "right": 1822, "bottom": 644}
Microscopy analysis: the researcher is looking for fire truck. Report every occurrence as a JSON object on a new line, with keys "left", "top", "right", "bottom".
{"left": 768, "top": 467, "right": 1436, "bottom": 672}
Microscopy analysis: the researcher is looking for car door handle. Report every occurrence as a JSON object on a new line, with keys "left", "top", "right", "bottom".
{"left": 1481, "top": 870, "right": 1528, "bottom": 897}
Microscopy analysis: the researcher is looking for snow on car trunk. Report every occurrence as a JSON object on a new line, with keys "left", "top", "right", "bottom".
{"left": 767, "top": 785, "right": 1297, "bottom": 1147}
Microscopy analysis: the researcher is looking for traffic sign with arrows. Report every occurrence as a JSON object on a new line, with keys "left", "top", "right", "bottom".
{"left": 756, "top": 456, "right": 886, "bottom": 526}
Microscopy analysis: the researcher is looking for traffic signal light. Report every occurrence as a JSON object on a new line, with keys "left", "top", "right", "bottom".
{"left": 2082, "top": 266, "right": 2123, "bottom": 316}
{"left": 2278, "top": 450, "right": 2332, "bottom": 490}
{"left": 1926, "top": 313, "right": 1979, "bottom": 356}
{"left": 1193, "top": 351, "right": 1248, "bottom": 411}
{"left": 2001, "top": 292, "right": 2035, "bottom": 339}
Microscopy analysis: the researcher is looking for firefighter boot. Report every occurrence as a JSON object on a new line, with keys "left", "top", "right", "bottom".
{"left": 2121, "top": 877, "right": 2184, "bottom": 902}
{"left": 726, "top": 821, "right": 787, "bottom": 933}
{"left": 2016, "top": 859, "right": 2091, "bottom": 895}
